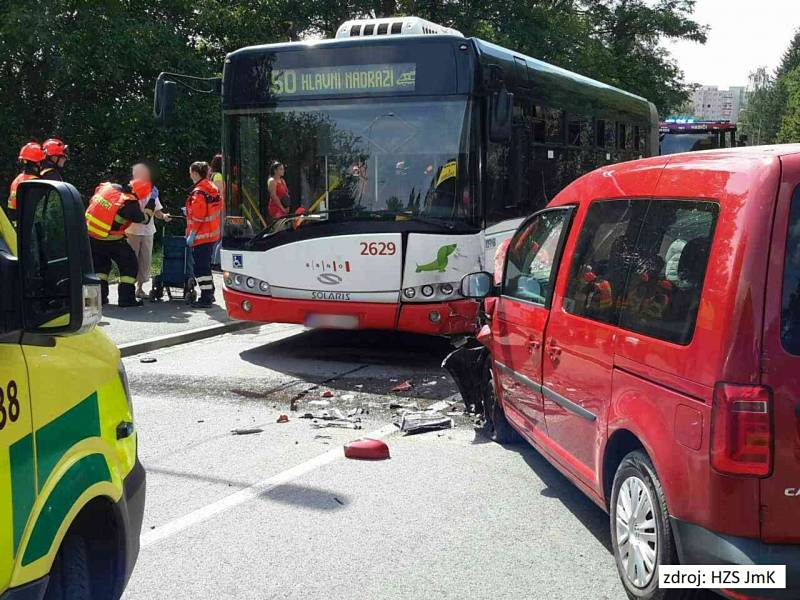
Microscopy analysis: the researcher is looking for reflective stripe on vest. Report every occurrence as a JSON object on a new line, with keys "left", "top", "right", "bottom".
{"left": 85, "top": 184, "right": 134, "bottom": 240}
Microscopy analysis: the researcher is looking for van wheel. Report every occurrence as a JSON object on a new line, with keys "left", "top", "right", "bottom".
{"left": 611, "top": 450, "right": 696, "bottom": 600}
{"left": 44, "top": 535, "right": 91, "bottom": 600}
{"left": 481, "top": 360, "right": 521, "bottom": 444}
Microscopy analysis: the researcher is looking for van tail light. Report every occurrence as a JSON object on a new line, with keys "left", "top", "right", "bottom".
{"left": 710, "top": 383, "right": 772, "bottom": 477}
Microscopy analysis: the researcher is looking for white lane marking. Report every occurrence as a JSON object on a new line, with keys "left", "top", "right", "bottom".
{"left": 140, "top": 423, "right": 398, "bottom": 548}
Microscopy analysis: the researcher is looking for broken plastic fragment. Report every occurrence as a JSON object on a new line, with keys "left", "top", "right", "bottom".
{"left": 277, "top": 414, "right": 289, "bottom": 423}
{"left": 321, "top": 390, "right": 334, "bottom": 398}
{"left": 391, "top": 380, "right": 413, "bottom": 392}
{"left": 231, "top": 428, "right": 263, "bottom": 435}
{"left": 344, "top": 438, "right": 390, "bottom": 460}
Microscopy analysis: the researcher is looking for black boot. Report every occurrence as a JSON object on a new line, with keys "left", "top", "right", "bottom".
{"left": 191, "top": 291, "right": 215, "bottom": 308}
{"left": 100, "top": 280, "right": 109, "bottom": 306}
{"left": 118, "top": 283, "right": 143, "bottom": 307}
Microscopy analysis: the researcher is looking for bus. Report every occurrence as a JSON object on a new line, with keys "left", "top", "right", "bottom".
{"left": 659, "top": 119, "right": 738, "bottom": 155}
{"left": 155, "top": 16, "right": 658, "bottom": 336}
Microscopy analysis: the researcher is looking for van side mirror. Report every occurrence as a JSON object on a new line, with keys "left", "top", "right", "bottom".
{"left": 153, "top": 74, "right": 177, "bottom": 127}
{"left": 17, "top": 181, "right": 101, "bottom": 335}
{"left": 460, "top": 271, "right": 493, "bottom": 299}
{"left": 489, "top": 88, "right": 514, "bottom": 142}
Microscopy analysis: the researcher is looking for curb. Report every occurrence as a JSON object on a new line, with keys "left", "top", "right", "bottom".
{"left": 119, "top": 321, "right": 258, "bottom": 357}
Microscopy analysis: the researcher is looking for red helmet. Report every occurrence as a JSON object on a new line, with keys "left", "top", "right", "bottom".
{"left": 42, "top": 138, "right": 68, "bottom": 158}
{"left": 129, "top": 179, "right": 152, "bottom": 201}
{"left": 18, "top": 142, "right": 45, "bottom": 163}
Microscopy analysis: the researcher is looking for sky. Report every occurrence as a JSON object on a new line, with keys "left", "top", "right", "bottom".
{"left": 663, "top": 0, "right": 799, "bottom": 88}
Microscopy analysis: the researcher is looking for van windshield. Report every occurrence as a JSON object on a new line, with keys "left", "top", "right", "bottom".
{"left": 782, "top": 185, "right": 800, "bottom": 354}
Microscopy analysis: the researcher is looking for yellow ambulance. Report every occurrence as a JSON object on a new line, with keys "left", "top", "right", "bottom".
{"left": 0, "top": 180, "right": 144, "bottom": 600}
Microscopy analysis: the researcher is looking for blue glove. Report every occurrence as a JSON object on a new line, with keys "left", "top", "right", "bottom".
{"left": 186, "top": 231, "right": 196, "bottom": 246}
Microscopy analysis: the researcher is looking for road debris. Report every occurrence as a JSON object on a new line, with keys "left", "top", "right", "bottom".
{"left": 333, "top": 497, "right": 345, "bottom": 505}
{"left": 308, "top": 399, "right": 330, "bottom": 407}
{"left": 140, "top": 356, "right": 157, "bottom": 364}
{"left": 426, "top": 400, "right": 454, "bottom": 412}
{"left": 320, "top": 390, "right": 334, "bottom": 398}
{"left": 340, "top": 394, "right": 355, "bottom": 401}
{"left": 277, "top": 414, "right": 289, "bottom": 423}
{"left": 395, "top": 411, "right": 454, "bottom": 435}
{"left": 391, "top": 380, "right": 413, "bottom": 392}
{"left": 300, "top": 408, "right": 363, "bottom": 429}
{"left": 230, "top": 428, "right": 264, "bottom": 435}
{"left": 344, "top": 438, "right": 390, "bottom": 460}
{"left": 423, "top": 380, "right": 438, "bottom": 386}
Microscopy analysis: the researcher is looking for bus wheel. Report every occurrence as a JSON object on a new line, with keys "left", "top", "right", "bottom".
{"left": 481, "top": 360, "right": 521, "bottom": 444}
{"left": 44, "top": 535, "right": 91, "bottom": 600}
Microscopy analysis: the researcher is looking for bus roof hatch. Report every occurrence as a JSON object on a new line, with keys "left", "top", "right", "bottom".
{"left": 336, "top": 17, "right": 463, "bottom": 39}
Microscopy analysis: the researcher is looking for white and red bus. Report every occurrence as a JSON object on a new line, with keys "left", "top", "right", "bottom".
{"left": 158, "top": 17, "right": 658, "bottom": 335}
{"left": 659, "top": 119, "right": 738, "bottom": 154}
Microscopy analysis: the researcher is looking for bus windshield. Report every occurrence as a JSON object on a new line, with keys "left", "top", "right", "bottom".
{"left": 227, "top": 98, "right": 474, "bottom": 235}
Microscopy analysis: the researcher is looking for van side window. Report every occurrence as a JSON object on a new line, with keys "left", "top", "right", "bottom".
{"left": 618, "top": 200, "right": 718, "bottom": 345}
{"left": 563, "top": 200, "right": 648, "bottom": 324}
{"left": 781, "top": 186, "right": 800, "bottom": 354}
{"left": 504, "top": 209, "right": 572, "bottom": 307}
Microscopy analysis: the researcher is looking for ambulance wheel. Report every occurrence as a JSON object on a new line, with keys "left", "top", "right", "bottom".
{"left": 44, "top": 535, "right": 91, "bottom": 600}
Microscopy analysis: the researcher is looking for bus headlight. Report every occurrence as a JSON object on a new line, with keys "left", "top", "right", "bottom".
{"left": 403, "top": 287, "right": 416, "bottom": 299}
{"left": 439, "top": 283, "right": 454, "bottom": 296}
{"left": 225, "top": 273, "right": 271, "bottom": 296}
{"left": 234, "top": 274, "right": 243, "bottom": 286}
{"left": 421, "top": 285, "right": 435, "bottom": 297}
{"left": 259, "top": 281, "right": 270, "bottom": 293}
{"left": 246, "top": 277, "right": 256, "bottom": 288}
{"left": 401, "top": 282, "right": 461, "bottom": 302}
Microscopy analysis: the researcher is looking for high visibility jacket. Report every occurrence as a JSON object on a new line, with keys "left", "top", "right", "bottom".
{"left": 85, "top": 183, "right": 138, "bottom": 240}
{"left": 186, "top": 179, "right": 222, "bottom": 247}
{"left": 8, "top": 173, "right": 37, "bottom": 210}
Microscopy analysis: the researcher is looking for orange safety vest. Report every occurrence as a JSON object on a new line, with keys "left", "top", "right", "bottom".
{"left": 186, "top": 179, "right": 222, "bottom": 247}
{"left": 85, "top": 183, "right": 137, "bottom": 240}
{"left": 8, "top": 173, "right": 37, "bottom": 210}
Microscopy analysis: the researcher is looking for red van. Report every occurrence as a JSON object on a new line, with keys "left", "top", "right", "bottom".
{"left": 453, "top": 146, "right": 800, "bottom": 599}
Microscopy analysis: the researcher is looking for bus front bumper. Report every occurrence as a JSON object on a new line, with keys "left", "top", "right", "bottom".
{"left": 223, "top": 289, "right": 479, "bottom": 335}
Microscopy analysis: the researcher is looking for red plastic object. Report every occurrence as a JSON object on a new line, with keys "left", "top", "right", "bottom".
{"left": 391, "top": 380, "right": 412, "bottom": 392}
{"left": 344, "top": 438, "right": 390, "bottom": 460}
{"left": 277, "top": 414, "right": 289, "bottom": 423}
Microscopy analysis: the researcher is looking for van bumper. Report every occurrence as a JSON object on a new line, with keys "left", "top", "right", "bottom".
{"left": 119, "top": 459, "right": 146, "bottom": 592}
{"left": 671, "top": 518, "right": 800, "bottom": 599}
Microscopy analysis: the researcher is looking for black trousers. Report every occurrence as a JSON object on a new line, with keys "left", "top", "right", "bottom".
{"left": 192, "top": 242, "right": 215, "bottom": 302}
{"left": 90, "top": 237, "right": 139, "bottom": 305}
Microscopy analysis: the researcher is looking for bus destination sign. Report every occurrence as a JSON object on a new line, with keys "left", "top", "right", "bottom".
{"left": 270, "top": 63, "right": 416, "bottom": 97}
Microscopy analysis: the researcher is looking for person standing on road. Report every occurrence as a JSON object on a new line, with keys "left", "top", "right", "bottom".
{"left": 86, "top": 179, "right": 155, "bottom": 307}
{"left": 127, "top": 163, "right": 171, "bottom": 298}
{"left": 267, "top": 161, "right": 290, "bottom": 220}
{"left": 7, "top": 142, "right": 44, "bottom": 221}
{"left": 39, "top": 138, "right": 68, "bottom": 181}
{"left": 186, "top": 161, "right": 222, "bottom": 307}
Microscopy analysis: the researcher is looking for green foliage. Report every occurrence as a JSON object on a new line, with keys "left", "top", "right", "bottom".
{"left": 740, "top": 28, "right": 800, "bottom": 145}
{"left": 1, "top": 0, "right": 706, "bottom": 205}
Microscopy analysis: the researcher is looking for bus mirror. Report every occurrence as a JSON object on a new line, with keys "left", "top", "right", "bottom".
{"left": 154, "top": 75, "right": 177, "bottom": 126}
{"left": 489, "top": 89, "right": 513, "bottom": 143}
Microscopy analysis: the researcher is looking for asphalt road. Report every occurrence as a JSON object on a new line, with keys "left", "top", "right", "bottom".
{"left": 121, "top": 325, "right": 641, "bottom": 600}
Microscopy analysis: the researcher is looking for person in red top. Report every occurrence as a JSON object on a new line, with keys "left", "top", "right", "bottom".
{"left": 186, "top": 161, "right": 222, "bottom": 307}
{"left": 267, "top": 161, "right": 290, "bottom": 219}
{"left": 8, "top": 142, "right": 44, "bottom": 221}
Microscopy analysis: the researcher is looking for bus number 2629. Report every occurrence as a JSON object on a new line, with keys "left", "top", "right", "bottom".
{"left": 360, "top": 242, "right": 396, "bottom": 256}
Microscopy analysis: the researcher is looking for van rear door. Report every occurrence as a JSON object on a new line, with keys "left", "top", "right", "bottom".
{"left": 761, "top": 153, "right": 800, "bottom": 543}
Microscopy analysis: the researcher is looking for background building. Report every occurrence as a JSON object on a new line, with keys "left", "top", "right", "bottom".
{"left": 692, "top": 85, "right": 748, "bottom": 122}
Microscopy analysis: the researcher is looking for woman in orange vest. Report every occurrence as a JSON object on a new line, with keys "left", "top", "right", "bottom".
{"left": 186, "top": 161, "right": 222, "bottom": 307}
{"left": 8, "top": 142, "right": 44, "bottom": 221}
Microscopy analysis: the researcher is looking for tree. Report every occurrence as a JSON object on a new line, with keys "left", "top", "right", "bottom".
{"left": 778, "top": 67, "right": 800, "bottom": 143}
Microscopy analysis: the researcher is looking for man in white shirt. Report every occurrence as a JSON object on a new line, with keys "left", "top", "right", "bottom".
{"left": 128, "top": 163, "right": 171, "bottom": 298}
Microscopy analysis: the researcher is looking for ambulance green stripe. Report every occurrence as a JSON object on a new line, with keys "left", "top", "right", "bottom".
{"left": 22, "top": 453, "right": 110, "bottom": 566}
{"left": 10, "top": 434, "right": 35, "bottom": 555}
{"left": 35, "top": 393, "right": 100, "bottom": 489}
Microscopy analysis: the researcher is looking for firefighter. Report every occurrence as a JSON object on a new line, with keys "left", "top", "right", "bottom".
{"left": 8, "top": 142, "right": 44, "bottom": 221}
{"left": 86, "top": 179, "right": 155, "bottom": 307}
{"left": 40, "top": 138, "right": 68, "bottom": 181}
{"left": 186, "top": 161, "right": 222, "bottom": 307}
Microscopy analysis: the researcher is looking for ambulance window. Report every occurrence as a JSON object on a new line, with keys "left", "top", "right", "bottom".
{"left": 781, "top": 186, "right": 800, "bottom": 355}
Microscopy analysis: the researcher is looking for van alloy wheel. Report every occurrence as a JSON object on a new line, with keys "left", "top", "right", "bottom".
{"left": 616, "top": 475, "right": 658, "bottom": 589}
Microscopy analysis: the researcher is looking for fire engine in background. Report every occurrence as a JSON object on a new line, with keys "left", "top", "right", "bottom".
{"left": 154, "top": 16, "right": 658, "bottom": 336}
{"left": 659, "top": 118, "right": 740, "bottom": 155}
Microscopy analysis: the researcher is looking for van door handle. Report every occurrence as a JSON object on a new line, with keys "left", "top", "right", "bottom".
{"left": 546, "top": 338, "right": 562, "bottom": 360}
